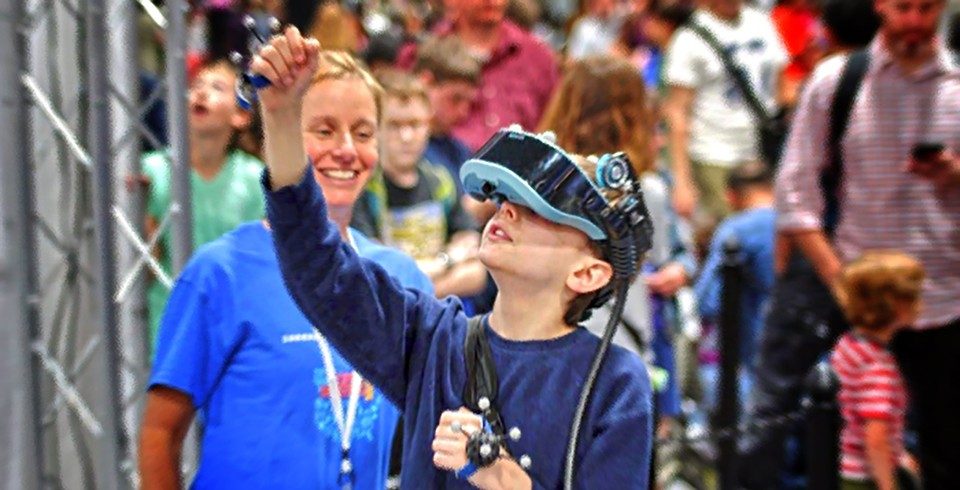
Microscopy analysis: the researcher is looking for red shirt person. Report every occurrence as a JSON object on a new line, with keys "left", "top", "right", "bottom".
{"left": 398, "top": 0, "right": 559, "bottom": 151}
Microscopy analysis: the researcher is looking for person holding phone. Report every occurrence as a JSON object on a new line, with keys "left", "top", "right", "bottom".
{"left": 741, "top": 1, "right": 960, "bottom": 488}
{"left": 908, "top": 141, "right": 960, "bottom": 186}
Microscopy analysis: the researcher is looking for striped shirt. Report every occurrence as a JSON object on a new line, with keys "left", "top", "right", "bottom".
{"left": 830, "top": 333, "right": 907, "bottom": 481}
{"left": 776, "top": 37, "right": 960, "bottom": 329}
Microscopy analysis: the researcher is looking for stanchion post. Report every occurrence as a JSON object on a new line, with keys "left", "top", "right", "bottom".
{"left": 717, "top": 237, "right": 742, "bottom": 490}
{"left": 804, "top": 361, "right": 840, "bottom": 490}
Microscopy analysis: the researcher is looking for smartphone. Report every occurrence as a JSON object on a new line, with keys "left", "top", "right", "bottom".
{"left": 910, "top": 142, "right": 945, "bottom": 161}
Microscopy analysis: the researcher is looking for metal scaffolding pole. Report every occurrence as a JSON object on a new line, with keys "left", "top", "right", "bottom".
{"left": 106, "top": 0, "right": 150, "bottom": 482}
{"left": 165, "top": 0, "right": 193, "bottom": 271}
{"left": 8, "top": 0, "right": 188, "bottom": 486}
{"left": 0, "top": 0, "right": 42, "bottom": 487}
{"left": 85, "top": 0, "right": 127, "bottom": 487}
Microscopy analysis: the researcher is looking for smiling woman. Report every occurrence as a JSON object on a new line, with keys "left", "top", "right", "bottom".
{"left": 138, "top": 45, "right": 436, "bottom": 490}
{"left": 299, "top": 52, "right": 383, "bottom": 223}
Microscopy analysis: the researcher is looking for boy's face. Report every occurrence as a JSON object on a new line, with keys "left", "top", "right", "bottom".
{"left": 479, "top": 201, "right": 612, "bottom": 293}
{"left": 725, "top": 189, "right": 746, "bottom": 212}
{"left": 301, "top": 78, "right": 379, "bottom": 208}
{"left": 188, "top": 65, "right": 247, "bottom": 136}
{"left": 427, "top": 79, "right": 477, "bottom": 135}
{"left": 381, "top": 96, "right": 431, "bottom": 175}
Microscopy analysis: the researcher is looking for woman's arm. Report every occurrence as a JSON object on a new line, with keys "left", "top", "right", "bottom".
{"left": 139, "top": 387, "right": 195, "bottom": 490}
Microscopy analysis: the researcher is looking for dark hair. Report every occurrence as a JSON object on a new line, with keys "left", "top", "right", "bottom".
{"left": 363, "top": 30, "right": 404, "bottom": 68}
{"left": 726, "top": 161, "right": 773, "bottom": 191}
{"left": 949, "top": 12, "right": 960, "bottom": 53}
{"left": 820, "top": 0, "right": 880, "bottom": 49}
{"left": 648, "top": 0, "right": 694, "bottom": 27}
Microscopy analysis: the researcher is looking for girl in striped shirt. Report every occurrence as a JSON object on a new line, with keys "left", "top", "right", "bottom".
{"left": 831, "top": 251, "right": 924, "bottom": 490}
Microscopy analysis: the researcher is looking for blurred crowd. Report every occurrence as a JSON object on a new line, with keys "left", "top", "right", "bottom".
{"left": 135, "top": 0, "right": 960, "bottom": 488}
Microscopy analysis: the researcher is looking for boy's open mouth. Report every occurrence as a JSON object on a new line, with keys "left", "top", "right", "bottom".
{"left": 191, "top": 103, "right": 210, "bottom": 116}
{"left": 487, "top": 223, "right": 512, "bottom": 242}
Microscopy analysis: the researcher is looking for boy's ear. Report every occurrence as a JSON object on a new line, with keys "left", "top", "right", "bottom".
{"left": 231, "top": 108, "right": 252, "bottom": 131}
{"left": 566, "top": 258, "right": 613, "bottom": 295}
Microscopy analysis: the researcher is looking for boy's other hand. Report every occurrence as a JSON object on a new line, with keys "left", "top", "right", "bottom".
{"left": 432, "top": 408, "right": 532, "bottom": 490}
{"left": 432, "top": 408, "right": 481, "bottom": 472}
{"left": 250, "top": 26, "right": 322, "bottom": 114}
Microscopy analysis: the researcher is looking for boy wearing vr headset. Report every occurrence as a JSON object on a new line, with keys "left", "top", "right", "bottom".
{"left": 251, "top": 27, "right": 654, "bottom": 489}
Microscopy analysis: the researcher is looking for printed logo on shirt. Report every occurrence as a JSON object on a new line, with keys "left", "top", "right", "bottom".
{"left": 281, "top": 332, "right": 322, "bottom": 344}
{"left": 313, "top": 370, "right": 383, "bottom": 442}
{"left": 721, "top": 38, "right": 776, "bottom": 105}
{"left": 385, "top": 201, "right": 445, "bottom": 259}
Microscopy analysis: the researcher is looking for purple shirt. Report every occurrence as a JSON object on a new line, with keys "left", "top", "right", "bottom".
{"left": 400, "top": 21, "right": 559, "bottom": 151}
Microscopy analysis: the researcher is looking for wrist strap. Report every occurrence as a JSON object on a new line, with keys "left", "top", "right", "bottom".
{"left": 455, "top": 461, "right": 479, "bottom": 480}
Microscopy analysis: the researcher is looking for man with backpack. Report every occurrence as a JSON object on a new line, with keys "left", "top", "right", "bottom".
{"left": 740, "top": 1, "right": 960, "bottom": 488}
{"left": 663, "top": 0, "right": 788, "bottom": 221}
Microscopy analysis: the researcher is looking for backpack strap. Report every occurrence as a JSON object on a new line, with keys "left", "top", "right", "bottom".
{"left": 686, "top": 21, "right": 772, "bottom": 124}
{"left": 462, "top": 315, "right": 506, "bottom": 436}
{"left": 822, "top": 50, "right": 870, "bottom": 237}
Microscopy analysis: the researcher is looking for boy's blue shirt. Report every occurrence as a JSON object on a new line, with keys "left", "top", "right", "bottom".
{"left": 264, "top": 167, "right": 654, "bottom": 489}
{"left": 693, "top": 206, "right": 776, "bottom": 367}
{"left": 148, "top": 222, "right": 433, "bottom": 489}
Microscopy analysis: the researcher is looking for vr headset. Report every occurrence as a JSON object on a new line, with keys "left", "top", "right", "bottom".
{"left": 460, "top": 126, "right": 654, "bottom": 313}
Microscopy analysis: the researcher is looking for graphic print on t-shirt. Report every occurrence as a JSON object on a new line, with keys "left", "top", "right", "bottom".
{"left": 384, "top": 201, "right": 445, "bottom": 259}
{"left": 721, "top": 38, "right": 776, "bottom": 105}
{"left": 313, "top": 370, "right": 382, "bottom": 442}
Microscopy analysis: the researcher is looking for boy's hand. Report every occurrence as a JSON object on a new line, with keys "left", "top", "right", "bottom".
{"left": 249, "top": 26, "right": 322, "bottom": 114}
{"left": 433, "top": 408, "right": 482, "bottom": 473}
{"left": 432, "top": 408, "right": 532, "bottom": 490}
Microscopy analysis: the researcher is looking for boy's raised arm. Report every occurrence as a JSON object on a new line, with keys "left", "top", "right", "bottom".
{"left": 248, "top": 28, "right": 457, "bottom": 406}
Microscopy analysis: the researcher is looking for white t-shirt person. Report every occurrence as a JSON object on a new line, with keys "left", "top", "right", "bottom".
{"left": 665, "top": 6, "right": 788, "bottom": 166}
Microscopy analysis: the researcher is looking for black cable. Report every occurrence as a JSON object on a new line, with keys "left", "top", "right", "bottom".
{"left": 563, "top": 281, "right": 630, "bottom": 489}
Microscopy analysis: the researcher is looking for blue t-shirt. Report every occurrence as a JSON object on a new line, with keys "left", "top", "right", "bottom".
{"left": 149, "top": 222, "right": 433, "bottom": 489}
{"left": 424, "top": 135, "right": 473, "bottom": 194}
{"left": 693, "top": 206, "right": 776, "bottom": 368}
{"left": 265, "top": 169, "right": 654, "bottom": 489}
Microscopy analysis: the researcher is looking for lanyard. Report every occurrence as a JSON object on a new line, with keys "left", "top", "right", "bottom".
{"left": 315, "top": 229, "right": 362, "bottom": 489}
{"left": 316, "top": 334, "right": 362, "bottom": 489}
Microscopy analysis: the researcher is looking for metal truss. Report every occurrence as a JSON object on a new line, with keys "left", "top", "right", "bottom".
{"left": 1, "top": 0, "right": 192, "bottom": 487}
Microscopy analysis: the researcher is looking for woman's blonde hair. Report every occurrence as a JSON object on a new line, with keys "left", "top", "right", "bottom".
{"left": 539, "top": 55, "right": 656, "bottom": 176}
{"left": 310, "top": 51, "right": 385, "bottom": 121}
{"left": 835, "top": 251, "right": 925, "bottom": 330}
